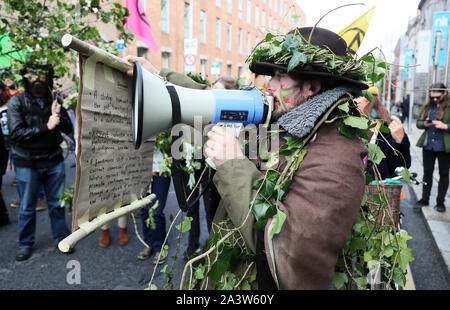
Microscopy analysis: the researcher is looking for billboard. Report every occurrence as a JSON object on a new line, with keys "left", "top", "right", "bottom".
{"left": 430, "top": 12, "right": 450, "bottom": 67}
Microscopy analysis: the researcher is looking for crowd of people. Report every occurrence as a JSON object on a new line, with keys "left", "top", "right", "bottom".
{"left": 0, "top": 26, "right": 449, "bottom": 290}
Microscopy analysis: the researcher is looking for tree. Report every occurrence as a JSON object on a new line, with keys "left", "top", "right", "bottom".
{"left": 0, "top": 0, "right": 134, "bottom": 101}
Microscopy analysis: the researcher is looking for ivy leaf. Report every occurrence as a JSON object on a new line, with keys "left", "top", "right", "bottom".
{"left": 208, "top": 260, "right": 230, "bottom": 281}
{"left": 383, "top": 247, "right": 394, "bottom": 258}
{"left": 338, "top": 102, "right": 350, "bottom": 113}
{"left": 367, "top": 144, "right": 386, "bottom": 165}
{"left": 393, "top": 268, "right": 406, "bottom": 287}
{"left": 253, "top": 200, "right": 273, "bottom": 221}
{"left": 333, "top": 272, "right": 348, "bottom": 290}
{"left": 401, "top": 167, "right": 412, "bottom": 187}
{"left": 176, "top": 216, "right": 193, "bottom": 233}
{"left": 380, "top": 125, "right": 390, "bottom": 134}
{"left": 343, "top": 116, "right": 369, "bottom": 130}
{"left": 284, "top": 134, "right": 303, "bottom": 150}
{"left": 287, "top": 50, "right": 307, "bottom": 72}
{"left": 269, "top": 208, "right": 287, "bottom": 240}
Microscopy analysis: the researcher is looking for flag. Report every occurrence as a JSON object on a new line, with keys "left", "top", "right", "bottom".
{"left": 125, "top": 0, "right": 158, "bottom": 53}
{"left": 338, "top": 6, "right": 376, "bottom": 55}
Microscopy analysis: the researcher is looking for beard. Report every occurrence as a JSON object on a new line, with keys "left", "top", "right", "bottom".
{"left": 24, "top": 79, "right": 49, "bottom": 98}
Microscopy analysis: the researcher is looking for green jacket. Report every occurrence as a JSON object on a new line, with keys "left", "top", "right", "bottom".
{"left": 416, "top": 103, "right": 450, "bottom": 153}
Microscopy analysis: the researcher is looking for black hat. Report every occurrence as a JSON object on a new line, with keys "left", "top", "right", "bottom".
{"left": 249, "top": 27, "right": 368, "bottom": 90}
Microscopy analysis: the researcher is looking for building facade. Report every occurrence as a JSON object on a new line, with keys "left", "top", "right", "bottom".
{"left": 394, "top": 0, "right": 450, "bottom": 117}
{"left": 117, "top": 0, "right": 306, "bottom": 82}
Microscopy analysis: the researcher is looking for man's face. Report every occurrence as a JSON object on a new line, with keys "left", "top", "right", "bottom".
{"left": 5, "top": 78, "right": 15, "bottom": 89}
{"left": 267, "top": 71, "right": 311, "bottom": 119}
{"left": 25, "top": 71, "right": 48, "bottom": 98}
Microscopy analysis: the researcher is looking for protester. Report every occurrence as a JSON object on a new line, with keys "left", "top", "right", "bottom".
{"left": 137, "top": 151, "right": 171, "bottom": 265}
{"left": 401, "top": 95, "right": 410, "bottom": 123}
{"left": 416, "top": 83, "right": 450, "bottom": 213}
{"left": 252, "top": 73, "right": 269, "bottom": 92}
{"left": 8, "top": 63, "right": 74, "bottom": 261}
{"left": 204, "top": 27, "right": 369, "bottom": 289}
{"left": 0, "top": 122, "right": 10, "bottom": 227}
{"left": 99, "top": 215, "right": 130, "bottom": 247}
{"left": 356, "top": 86, "right": 411, "bottom": 179}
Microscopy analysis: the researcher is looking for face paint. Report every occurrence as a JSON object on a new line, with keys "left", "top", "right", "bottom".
{"left": 279, "top": 84, "right": 296, "bottom": 111}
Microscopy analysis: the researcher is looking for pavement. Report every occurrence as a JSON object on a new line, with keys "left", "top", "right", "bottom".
{"left": 404, "top": 121, "right": 450, "bottom": 276}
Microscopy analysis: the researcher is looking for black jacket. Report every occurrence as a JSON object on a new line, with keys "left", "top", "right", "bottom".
{"left": 376, "top": 132, "right": 411, "bottom": 179}
{"left": 7, "top": 91, "right": 73, "bottom": 168}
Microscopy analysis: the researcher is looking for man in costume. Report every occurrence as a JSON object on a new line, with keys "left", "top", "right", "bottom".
{"left": 204, "top": 27, "right": 369, "bottom": 289}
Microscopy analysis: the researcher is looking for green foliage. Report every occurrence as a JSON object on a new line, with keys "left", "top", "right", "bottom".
{"left": 0, "top": 0, "right": 133, "bottom": 94}
{"left": 247, "top": 31, "right": 366, "bottom": 81}
{"left": 186, "top": 72, "right": 211, "bottom": 87}
{"left": 60, "top": 184, "right": 75, "bottom": 212}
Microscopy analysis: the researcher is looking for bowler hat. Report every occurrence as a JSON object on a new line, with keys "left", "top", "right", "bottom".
{"left": 249, "top": 27, "right": 368, "bottom": 90}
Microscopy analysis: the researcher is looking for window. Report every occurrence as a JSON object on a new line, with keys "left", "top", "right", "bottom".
{"left": 269, "top": 15, "right": 272, "bottom": 30}
{"left": 216, "top": 0, "right": 221, "bottom": 7}
{"left": 269, "top": 0, "right": 272, "bottom": 9}
{"left": 238, "top": 0, "right": 243, "bottom": 19}
{"left": 227, "top": 64, "right": 232, "bottom": 76}
{"left": 162, "top": 52, "right": 171, "bottom": 69}
{"left": 227, "top": 23, "right": 232, "bottom": 51}
{"left": 238, "top": 65, "right": 243, "bottom": 77}
{"left": 255, "top": 5, "right": 259, "bottom": 29}
{"left": 161, "top": 0, "right": 170, "bottom": 34}
{"left": 216, "top": 18, "right": 221, "bottom": 48}
{"left": 184, "top": 2, "right": 191, "bottom": 39}
{"left": 247, "top": 0, "right": 251, "bottom": 24}
{"left": 227, "top": 0, "right": 232, "bottom": 13}
{"left": 280, "top": 0, "right": 283, "bottom": 16}
{"left": 137, "top": 47, "right": 148, "bottom": 59}
{"left": 200, "top": 10, "right": 206, "bottom": 44}
{"left": 238, "top": 28, "right": 243, "bottom": 54}
{"left": 274, "top": 0, "right": 277, "bottom": 12}
{"left": 201, "top": 59, "right": 207, "bottom": 79}
{"left": 261, "top": 10, "right": 266, "bottom": 32}
{"left": 246, "top": 32, "right": 251, "bottom": 56}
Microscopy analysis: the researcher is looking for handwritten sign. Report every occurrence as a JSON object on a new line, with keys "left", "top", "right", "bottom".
{"left": 73, "top": 56, "right": 154, "bottom": 230}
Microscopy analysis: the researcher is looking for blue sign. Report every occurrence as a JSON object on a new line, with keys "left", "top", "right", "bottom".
{"left": 431, "top": 12, "right": 450, "bottom": 67}
{"left": 211, "top": 61, "right": 221, "bottom": 75}
{"left": 116, "top": 39, "right": 125, "bottom": 51}
{"left": 404, "top": 48, "right": 414, "bottom": 79}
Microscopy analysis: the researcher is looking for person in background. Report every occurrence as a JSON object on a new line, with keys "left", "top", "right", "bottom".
{"left": 137, "top": 149, "right": 171, "bottom": 265}
{"left": 355, "top": 86, "right": 411, "bottom": 179}
{"left": 252, "top": 73, "right": 269, "bottom": 92}
{"left": 8, "top": 63, "right": 73, "bottom": 261}
{"left": 0, "top": 82, "right": 10, "bottom": 227}
{"left": 212, "top": 76, "right": 238, "bottom": 90}
{"left": 416, "top": 83, "right": 450, "bottom": 213}
{"left": 99, "top": 215, "right": 130, "bottom": 247}
{"left": 401, "top": 94, "right": 410, "bottom": 124}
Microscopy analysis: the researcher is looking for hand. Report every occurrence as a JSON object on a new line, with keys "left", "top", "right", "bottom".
{"left": 205, "top": 125, "right": 245, "bottom": 167}
{"left": 389, "top": 115, "right": 405, "bottom": 143}
{"left": 424, "top": 119, "right": 434, "bottom": 127}
{"left": 432, "top": 120, "right": 449, "bottom": 130}
{"left": 47, "top": 114, "right": 60, "bottom": 130}
{"left": 124, "top": 55, "right": 159, "bottom": 77}
{"left": 51, "top": 101, "right": 61, "bottom": 115}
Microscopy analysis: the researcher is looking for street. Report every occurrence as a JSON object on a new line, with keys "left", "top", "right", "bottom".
{"left": 0, "top": 154, "right": 449, "bottom": 290}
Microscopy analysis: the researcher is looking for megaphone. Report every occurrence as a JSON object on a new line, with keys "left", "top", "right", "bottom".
{"left": 131, "top": 61, "right": 273, "bottom": 149}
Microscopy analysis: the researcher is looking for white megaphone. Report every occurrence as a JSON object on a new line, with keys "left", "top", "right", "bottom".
{"left": 131, "top": 61, "right": 273, "bottom": 149}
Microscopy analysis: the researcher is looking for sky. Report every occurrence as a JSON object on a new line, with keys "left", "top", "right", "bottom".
{"left": 296, "top": 0, "right": 421, "bottom": 61}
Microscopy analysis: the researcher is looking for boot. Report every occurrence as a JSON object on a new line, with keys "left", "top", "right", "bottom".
{"left": 99, "top": 229, "right": 110, "bottom": 247}
{"left": 119, "top": 228, "right": 129, "bottom": 245}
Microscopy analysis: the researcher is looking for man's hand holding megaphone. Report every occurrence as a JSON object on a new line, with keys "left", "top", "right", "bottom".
{"left": 205, "top": 125, "right": 245, "bottom": 167}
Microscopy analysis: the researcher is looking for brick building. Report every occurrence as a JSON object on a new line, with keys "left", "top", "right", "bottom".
{"left": 113, "top": 0, "right": 306, "bottom": 82}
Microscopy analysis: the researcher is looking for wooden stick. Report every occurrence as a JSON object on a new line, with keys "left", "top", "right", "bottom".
{"left": 61, "top": 34, "right": 133, "bottom": 73}
{"left": 58, "top": 194, "right": 156, "bottom": 253}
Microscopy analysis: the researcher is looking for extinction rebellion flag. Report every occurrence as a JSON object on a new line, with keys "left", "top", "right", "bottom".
{"left": 338, "top": 6, "right": 376, "bottom": 56}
